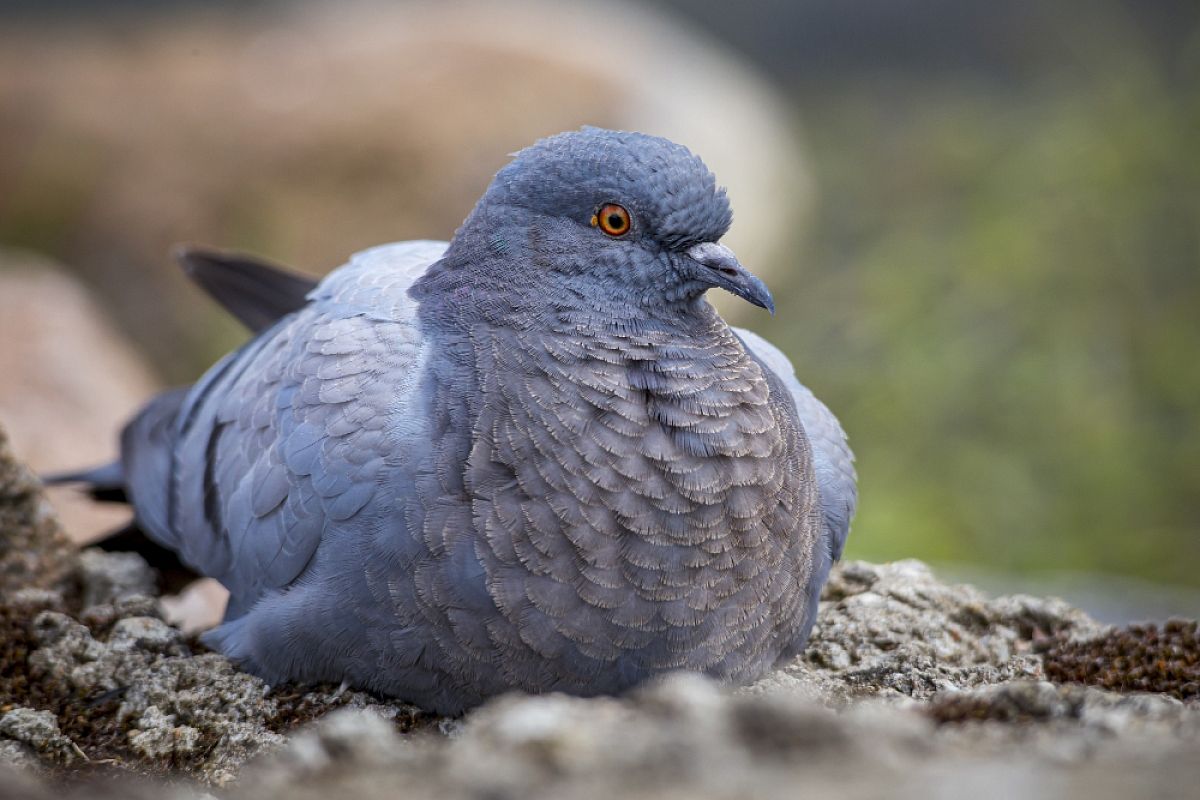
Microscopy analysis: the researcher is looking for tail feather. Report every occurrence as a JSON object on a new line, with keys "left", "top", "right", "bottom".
{"left": 175, "top": 245, "right": 316, "bottom": 333}
{"left": 42, "top": 461, "right": 128, "bottom": 504}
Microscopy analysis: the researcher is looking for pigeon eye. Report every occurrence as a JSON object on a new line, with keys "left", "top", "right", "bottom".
{"left": 592, "top": 203, "right": 631, "bottom": 237}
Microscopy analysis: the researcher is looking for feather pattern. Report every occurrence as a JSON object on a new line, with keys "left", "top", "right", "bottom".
{"left": 109, "top": 129, "right": 855, "bottom": 713}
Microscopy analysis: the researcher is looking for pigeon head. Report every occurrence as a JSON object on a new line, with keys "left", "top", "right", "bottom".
{"left": 453, "top": 128, "right": 774, "bottom": 315}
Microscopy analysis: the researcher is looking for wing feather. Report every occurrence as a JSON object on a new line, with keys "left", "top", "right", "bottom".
{"left": 175, "top": 245, "right": 318, "bottom": 332}
{"left": 733, "top": 328, "right": 858, "bottom": 561}
{"left": 122, "top": 241, "right": 448, "bottom": 614}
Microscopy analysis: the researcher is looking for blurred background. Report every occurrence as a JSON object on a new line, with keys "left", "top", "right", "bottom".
{"left": 0, "top": 0, "right": 1197, "bottom": 622}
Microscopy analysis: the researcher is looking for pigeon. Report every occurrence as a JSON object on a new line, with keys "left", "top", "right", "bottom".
{"left": 55, "top": 128, "right": 856, "bottom": 714}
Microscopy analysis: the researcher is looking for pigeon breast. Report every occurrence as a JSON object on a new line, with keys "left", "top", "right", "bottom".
{"left": 394, "top": 289, "right": 825, "bottom": 698}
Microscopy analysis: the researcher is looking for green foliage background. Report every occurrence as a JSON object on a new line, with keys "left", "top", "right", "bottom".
{"left": 758, "top": 24, "right": 1200, "bottom": 587}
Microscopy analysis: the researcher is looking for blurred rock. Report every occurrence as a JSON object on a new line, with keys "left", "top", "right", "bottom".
{"left": 0, "top": 250, "right": 158, "bottom": 543}
{"left": 75, "top": 550, "right": 158, "bottom": 609}
{"left": 0, "top": 744, "right": 40, "bottom": 777}
{"left": 231, "top": 672, "right": 1200, "bottom": 800}
{"left": 0, "top": 0, "right": 808, "bottom": 382}
{"left": 262, "top": 707, "right": 406, "bottom": 785}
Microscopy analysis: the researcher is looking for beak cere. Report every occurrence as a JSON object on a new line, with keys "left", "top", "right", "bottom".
{"left": 685, "top": 242, "right": 776, "bottom": 315}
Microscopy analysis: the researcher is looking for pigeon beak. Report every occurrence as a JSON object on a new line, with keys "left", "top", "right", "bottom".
{"left": 686, "top": 242, "right": 775, "bottom": 315}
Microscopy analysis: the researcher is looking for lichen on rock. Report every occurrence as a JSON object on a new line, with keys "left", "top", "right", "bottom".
{"left": 0, "top": 707, "right": 81, "bottom": 764}
{"left": 751, "top": 559, "right": 1103, "bottom": 704}
{"left": 0, "top": 426, "right": 70, "bottom": 592}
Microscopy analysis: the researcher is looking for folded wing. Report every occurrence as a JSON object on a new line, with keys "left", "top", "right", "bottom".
{"left": 733, "top": 328, "right": 857, "bottom": 561}
{"left": 122, "top": 241, "right": 447, "bottom": 617}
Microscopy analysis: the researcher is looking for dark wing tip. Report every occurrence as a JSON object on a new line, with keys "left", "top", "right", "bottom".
{"left": 173, "top": 244, "right": 319, "bottom": 333}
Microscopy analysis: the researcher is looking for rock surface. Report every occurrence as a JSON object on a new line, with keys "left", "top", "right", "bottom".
{"left": 0, "top": 421, "right": 1197, "bottom": 798}
{"left": 230, "top": 675, "right": 1200, "bottom": 800}
{"left": 73, "top": 550, "right": 158, "bottom": 609}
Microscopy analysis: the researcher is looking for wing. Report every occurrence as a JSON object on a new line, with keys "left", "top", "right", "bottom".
{"left": 120, "top": 386, "right": 192, "bottom": 534}
{"left": 123, "top": 240, "right": 448, "bottom": 616}
{"left": 733, "top": 327, "right": 857, "bottom": 562}
{"left": 175, "top": 245, "right": 319, "bottom": 333}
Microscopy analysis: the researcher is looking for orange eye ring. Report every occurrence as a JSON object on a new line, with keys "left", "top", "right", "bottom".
{"left": 593, "top": 203, "right": 631, "bottom": 236}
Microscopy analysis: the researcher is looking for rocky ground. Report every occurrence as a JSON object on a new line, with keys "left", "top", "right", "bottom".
{"left": 1, "top": 423, "right": 1198, "bottom": 799}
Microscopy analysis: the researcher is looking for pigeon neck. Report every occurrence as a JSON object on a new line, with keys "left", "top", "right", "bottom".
{"left": 414, "top": 269, "right": 696, "bottom": 339}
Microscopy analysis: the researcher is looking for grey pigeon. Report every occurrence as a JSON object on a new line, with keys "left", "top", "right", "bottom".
{"left": 63, "top": 128, "right": 856, "bottom": 714}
